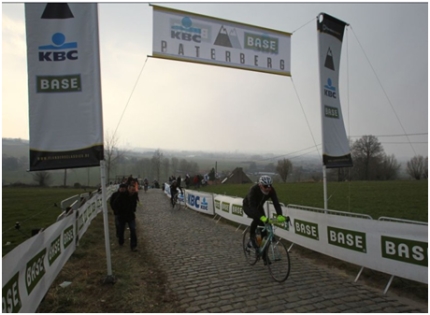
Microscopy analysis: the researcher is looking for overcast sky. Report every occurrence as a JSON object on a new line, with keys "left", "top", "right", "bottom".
{"left": 2, "top": 1, "right": 428, "bottom": 161}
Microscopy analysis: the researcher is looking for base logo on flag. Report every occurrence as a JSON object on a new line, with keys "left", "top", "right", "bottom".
{"left": 25, "top": 3, "right": 103, "bottom": 171}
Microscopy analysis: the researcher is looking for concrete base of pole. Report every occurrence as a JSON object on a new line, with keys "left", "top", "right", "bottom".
{"left": 102, "top": 275, "right": 116, "bottom": 284}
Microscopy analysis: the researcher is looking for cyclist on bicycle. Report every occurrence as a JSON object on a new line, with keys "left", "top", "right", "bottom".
{"left": 143, "top": 178, "right": 149, "bottom": 192}
{"left": 169, "top": 180, "right": 180, "bottom": 207}
{"left": 243, "top": 175, "right": 287, "bottom": 250}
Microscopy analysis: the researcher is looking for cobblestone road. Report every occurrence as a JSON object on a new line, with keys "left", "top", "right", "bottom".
{"left": 136, "top": 189, "right": 427, "bottom": 313}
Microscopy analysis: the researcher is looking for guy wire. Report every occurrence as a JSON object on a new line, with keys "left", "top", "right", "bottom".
{"left": 290, "top": 77, "right": 321, "bottom": 157}
{"left": 292, "top": 16, "right": 316, "bottom": 34}
{"left": 349, "top": 26, "right": 417, "bottom": 156}
{"left": 112, "top": 56, "right": 149, "bottom": 139}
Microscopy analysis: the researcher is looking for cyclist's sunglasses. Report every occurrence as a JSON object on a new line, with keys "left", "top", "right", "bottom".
{"left": 262, "top": 185, "right": 272, "bottom": 189}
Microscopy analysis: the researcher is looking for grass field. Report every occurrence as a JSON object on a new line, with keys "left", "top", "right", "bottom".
{"left": 2, "top": 181, "right": 427, "bottom": 256}
{"left": 198, "top": 180, "right": 428, "bottom": 222}
{"left": 2, "top": 187, "right": 90, "bottom": 256}
{"left": 2, "top": 168, "right": 101, "bottom": 187}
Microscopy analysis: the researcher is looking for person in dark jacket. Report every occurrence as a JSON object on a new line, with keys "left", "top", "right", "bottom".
{"left": 109, "top": 183, "right": 127, "bottom": 239}
{"left": 184, "top": 174, "right": 191, "bottom": 189}
{"left": 243, "top": 175, "right": 287, "bottom": 251}
{"left": 113, "top": 183, "right": 139, "bottom": 251}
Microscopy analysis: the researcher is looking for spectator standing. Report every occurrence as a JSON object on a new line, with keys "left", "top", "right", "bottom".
{"left": 126, "top": 174, "right": 134, "bottom": 185}
{"left": 176, "top": 176, "right": 183, "bottom": 194}
{"left": 193, "top": 175, "right": 199, "bottom": 188}
{"left": 169, "top": 175, "right": 176, "bottom": 184}
{"left": 184, "top": 174, "right": 191, "bottom": 189}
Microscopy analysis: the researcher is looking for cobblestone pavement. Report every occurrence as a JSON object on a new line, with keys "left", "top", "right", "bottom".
{"left": 136, "top": 189, "right": 427, "bottom": 313}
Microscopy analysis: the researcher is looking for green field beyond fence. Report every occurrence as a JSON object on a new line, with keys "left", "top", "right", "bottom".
{"left": 2, "top": 187, "right": 87, "bottom": 256}
{"left": 2, "top": 181, "right": 427, "bottom": 256}
{"left": 199, "top": 180, "right": 428, "bottom": 222}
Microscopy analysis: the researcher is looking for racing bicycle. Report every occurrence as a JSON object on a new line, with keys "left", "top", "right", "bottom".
{"left": 242, "top": 217, "right": 291, "bottom": 282}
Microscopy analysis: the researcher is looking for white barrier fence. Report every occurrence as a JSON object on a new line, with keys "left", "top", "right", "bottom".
{"left": 279, "top": 205, "right": 427, "bottom": 285}
{"left": 163, "top": 185, "right": 215, "bottom": 215}
{"left": 166, "top": 189, "right": 428, "bottom": 290}
{"left": 2, "top": 187, "right": 115, "bottom": 313}
{"left": 4, "top": 185, "right": 426, "bottom": 312}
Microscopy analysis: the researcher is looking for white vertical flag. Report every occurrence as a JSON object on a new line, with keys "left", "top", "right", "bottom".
{"left": 25, "top": 3, "right": 104, "bottom": 171}
{"left": 317, "top": 13, "right": 353, "bottom": 168}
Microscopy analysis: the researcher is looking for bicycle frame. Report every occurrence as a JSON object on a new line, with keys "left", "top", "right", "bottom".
{"left": 256, "top": 220, "right": 275, "bottom": 255}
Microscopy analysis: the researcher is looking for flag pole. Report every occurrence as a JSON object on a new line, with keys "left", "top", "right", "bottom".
{"left": 317, "top": 13, "right": 328, "bottom": 213}
{"left": 323, "top": 165, "right": 328, "bottom": 212}
{"left": 100, "top": 160, "right": 115, "bottom": 283}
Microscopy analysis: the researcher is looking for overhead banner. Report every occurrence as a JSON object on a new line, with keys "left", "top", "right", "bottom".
{"left": 25, "top": 3, "right": 104, "bottom": 171}
{"left": 317, "top": 13, "right": 353, "bottom": 168}
{"left": 152, "top": 5, "right": 291, "bottom": 76}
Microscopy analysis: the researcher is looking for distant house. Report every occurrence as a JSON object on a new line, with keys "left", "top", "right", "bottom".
{"left": 221, "top": 167, "right": 253, "bottom": 184}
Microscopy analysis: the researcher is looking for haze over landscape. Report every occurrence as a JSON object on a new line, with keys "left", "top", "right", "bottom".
{"left": 2, "top": 2, "right": 428, "bottom": 162}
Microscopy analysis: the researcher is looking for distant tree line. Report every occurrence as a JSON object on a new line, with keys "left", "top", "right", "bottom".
{"left": 2, "top": 154, "right": 28, "bottom": 171}
{"left": 109, "top": 135, "right": 426, "bottom": 184}
{"left": 242, "top": 135, "right": 427, "bottom": 183}
{"left": 105, "top": 147, "right": 200, "bottom": 184}
{"left": 102, "top": 132, "right": 201, "bottom": 184}
{"left": 3, "top": 134, "right": 427, "bottom": 186}
{"left": 330, "top": 135, "right": 427, "bottom": 181}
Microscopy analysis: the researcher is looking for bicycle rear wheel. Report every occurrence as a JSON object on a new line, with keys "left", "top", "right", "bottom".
{"left": 242, "top": 227, "right": 258, "bottom": 265}
{"left": 266, "top": 239, "right": 290, "bottom": 282}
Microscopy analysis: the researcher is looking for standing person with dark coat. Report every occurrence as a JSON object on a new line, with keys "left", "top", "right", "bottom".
{"left": 113, "top": 184, "right": 139, "bottom": 251}
{"left": 109, "top": 183, "right": 127, "bottom": 239}
{"left": 184, "top": 174, "right": 191, "bottom": 189}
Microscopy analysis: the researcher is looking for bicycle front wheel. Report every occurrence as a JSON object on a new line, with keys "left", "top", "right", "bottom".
{"left": 242, "top": 227, "right": 258, "bottom": 266}
{"left": 266, "top": 240, "right": 291, "bottom": 282}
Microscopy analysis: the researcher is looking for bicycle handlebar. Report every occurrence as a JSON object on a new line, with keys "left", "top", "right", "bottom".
{"left": 266, "top": 216, "right": 292, "bottom": 227}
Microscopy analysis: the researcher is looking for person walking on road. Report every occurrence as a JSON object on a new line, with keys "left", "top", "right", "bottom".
{"left": 113, "top": 183, "right": 139, "bottom": 251}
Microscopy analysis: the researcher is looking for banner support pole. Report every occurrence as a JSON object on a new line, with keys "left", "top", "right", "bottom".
{"left": 323, "top": 165, "right": 328, "bottom": 212}
{"left": 100, "top": 160, "right": 115, "bottom": 283}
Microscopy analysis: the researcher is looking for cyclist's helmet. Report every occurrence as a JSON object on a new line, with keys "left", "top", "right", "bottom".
{"left": 258, "top": 175, "right": 272, "bottom": 187}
